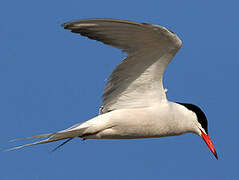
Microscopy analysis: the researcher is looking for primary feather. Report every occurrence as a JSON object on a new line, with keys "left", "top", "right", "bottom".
{"left": 8, "top": 18, "right": 184, "bottom": 151}
{"left": 62, "top": 19, "right": 182, "bottom": 113}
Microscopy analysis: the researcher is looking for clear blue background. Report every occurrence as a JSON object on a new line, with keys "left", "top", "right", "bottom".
{"left": 1, "top": 1, "right": 238, "bottom": 179}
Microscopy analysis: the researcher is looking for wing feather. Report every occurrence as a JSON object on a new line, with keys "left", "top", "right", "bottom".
{"left": 62, "top": 19, "right": 182, "bottom": 113}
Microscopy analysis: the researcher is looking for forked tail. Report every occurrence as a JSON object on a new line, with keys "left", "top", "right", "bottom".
{"left": 6, "top": 125, "right": 88, "bottom": 151}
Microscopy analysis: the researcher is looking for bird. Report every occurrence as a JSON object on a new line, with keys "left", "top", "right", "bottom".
{"left": 8, "top": 18, "right": 218, "bottom": 159}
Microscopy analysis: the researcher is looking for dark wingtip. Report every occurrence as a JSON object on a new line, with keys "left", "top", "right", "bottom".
{"left": 50, "top": 138, "right": 73, "bottom": 153}
{"left": 61, "top": 23, "right": 68, "bottom": 29}
{"left": 61, "top": 22, "right": 73, "bottom": 29}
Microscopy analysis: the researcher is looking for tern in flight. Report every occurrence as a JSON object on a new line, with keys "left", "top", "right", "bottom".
{"left": 8, "top": 19, "right": 218, "bottom": 159}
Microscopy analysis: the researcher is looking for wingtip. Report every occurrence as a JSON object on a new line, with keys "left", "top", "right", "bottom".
{"left": 61, "top": 22, "right": 68, "bottom": 29}
{"left": 50, "top": 138, "right": 73, "bottom": 153}
{"left": 61, "top": 21, "right": 76, "bottom": 29}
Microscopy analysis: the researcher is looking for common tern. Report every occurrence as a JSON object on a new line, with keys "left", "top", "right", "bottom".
{"left": 8, "top": 19, "right": 218, "bottom": 159}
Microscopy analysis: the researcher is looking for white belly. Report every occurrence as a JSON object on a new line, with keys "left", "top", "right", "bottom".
{"left": 81, "top": 103, "right": 186, "bottom": 139}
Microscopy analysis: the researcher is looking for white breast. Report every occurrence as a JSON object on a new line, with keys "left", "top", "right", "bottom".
{"left": 81, "top": 102, "right": 197, "bottom": 139}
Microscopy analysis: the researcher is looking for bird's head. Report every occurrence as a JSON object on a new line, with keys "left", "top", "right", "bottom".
{"left": 178, "top": 103, "right": 218, "bottom": 160}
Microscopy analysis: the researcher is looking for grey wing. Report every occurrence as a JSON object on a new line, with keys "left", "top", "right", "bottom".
{"left": 62, "top": 19, "right": 182, "bottom": 114}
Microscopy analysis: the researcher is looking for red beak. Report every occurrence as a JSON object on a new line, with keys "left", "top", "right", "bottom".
{"left": 200, "top": 130, "right": 218, "bottom": 159}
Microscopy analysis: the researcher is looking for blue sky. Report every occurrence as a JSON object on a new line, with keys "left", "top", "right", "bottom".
{"left": 1, "top": 1, "right": 238, "bottom": 179}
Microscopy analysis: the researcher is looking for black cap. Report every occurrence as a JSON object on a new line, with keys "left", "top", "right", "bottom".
{"left": 177, "top": 102, "right": 208, "bottom": 134}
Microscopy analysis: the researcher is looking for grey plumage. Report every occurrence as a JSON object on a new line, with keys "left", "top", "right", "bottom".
{"left": 63, "top": 19, "right": 181, "bottom": 114}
